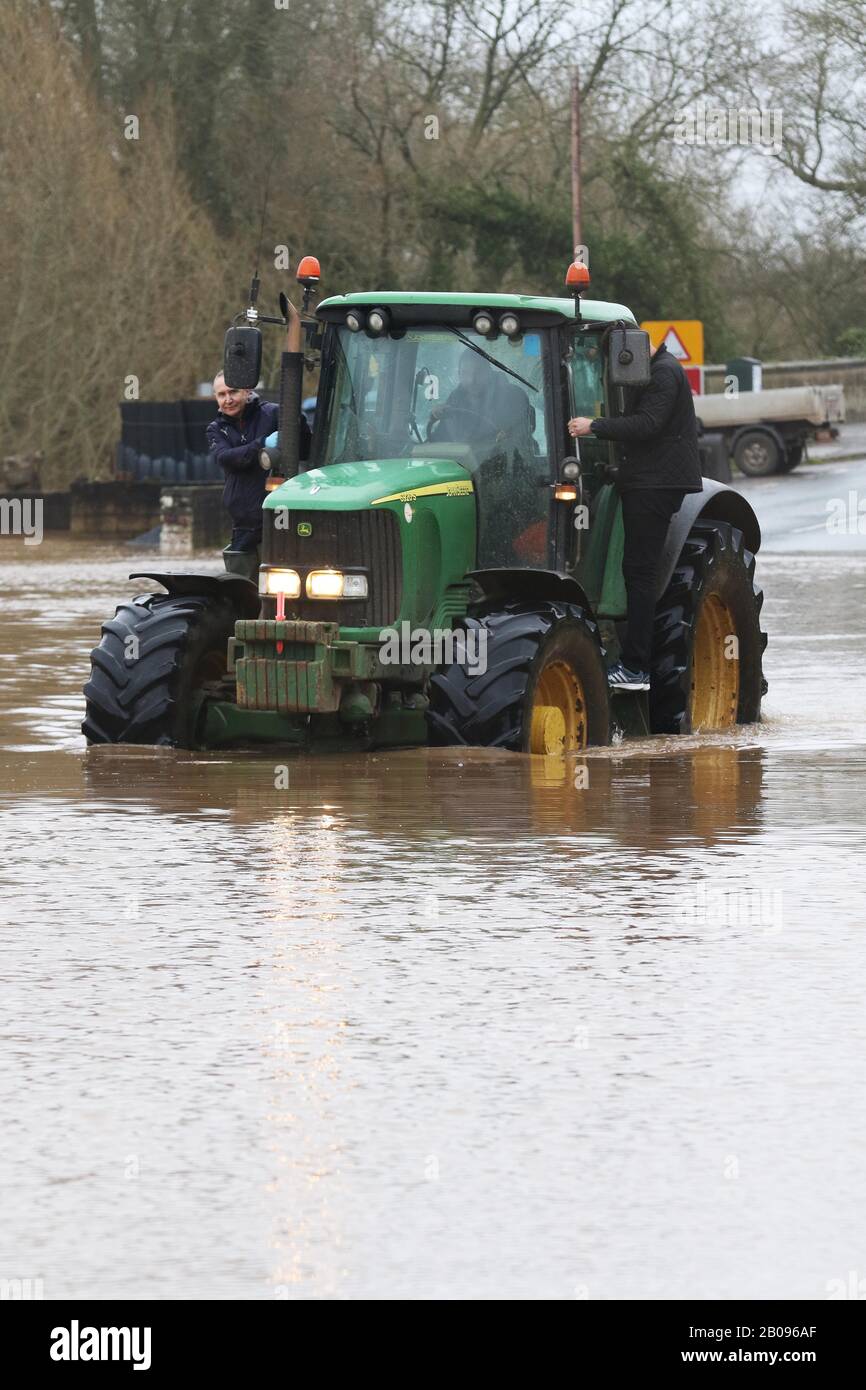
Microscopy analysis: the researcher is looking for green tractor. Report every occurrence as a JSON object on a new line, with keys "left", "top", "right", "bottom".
{"left": 83, "top": 261, "right": 766, "bottom": 754}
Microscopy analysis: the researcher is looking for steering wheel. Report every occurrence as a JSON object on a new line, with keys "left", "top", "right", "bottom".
{"left": 426, "top": 404, "right": 499, "bottom": 443}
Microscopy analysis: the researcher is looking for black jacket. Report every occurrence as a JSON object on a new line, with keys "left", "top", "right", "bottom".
{"left": 590, "top": 343, "right": 703, "bottom": 493}
{"left": 206, "top": 394, "right": 312, "bottom": 525}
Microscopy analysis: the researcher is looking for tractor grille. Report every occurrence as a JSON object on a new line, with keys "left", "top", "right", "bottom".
{"left": 262, "top": 507, "right": 402, "bottom": 627}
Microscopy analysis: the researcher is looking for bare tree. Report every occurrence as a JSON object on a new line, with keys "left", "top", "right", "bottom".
{"left": 764, "top": 0, "right": 866, "bottom": 212}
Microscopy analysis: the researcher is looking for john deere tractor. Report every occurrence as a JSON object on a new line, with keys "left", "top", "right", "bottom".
{"left": 83, "top": 260, "right": 766, "bottom": 754}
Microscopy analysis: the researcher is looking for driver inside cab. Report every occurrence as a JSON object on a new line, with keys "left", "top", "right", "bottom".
{"left": 428, "top": 349, "right": 533, "bottom": 453}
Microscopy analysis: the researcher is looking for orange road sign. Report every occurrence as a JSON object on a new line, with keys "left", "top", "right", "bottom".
{"left": 641, "top": 320, "right": 704, "bottom": 366}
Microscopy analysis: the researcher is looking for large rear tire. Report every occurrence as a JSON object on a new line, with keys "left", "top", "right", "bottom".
{"left": 82, "top": 591, "right": 239, "bottom": 748}
{"left": 650, "top": 520, "right": 767, "bottom": 735}
{"left": 426, "top": 600, "right": 611, "bottom": 752}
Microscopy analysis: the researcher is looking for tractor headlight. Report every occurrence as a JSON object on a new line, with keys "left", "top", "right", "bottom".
{"left": 366, "top": 307, "right": 390, "bottom": 336}
{"left": 499, "top": 311, "right": 520, "bottom": 337}
{"left": 472, "top": 310, "right": 495, "bottom": 336}
{"left": 306, "top": 569, "right": 368, "bottom": 599}
{"left": 346, "top": 309, "right": 365, "bottom": 332}
{"left": 259, "top": 567, "right": 302, "bottom": 597}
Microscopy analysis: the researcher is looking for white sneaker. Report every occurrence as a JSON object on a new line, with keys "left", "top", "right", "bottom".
{"left": 607, "top": 661, "right": 650, "bottom": 692}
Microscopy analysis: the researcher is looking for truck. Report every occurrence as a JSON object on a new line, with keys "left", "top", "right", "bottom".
{"left": 82, "top": 259, "right": 767, "bottom": 754}
{"left": 696, "top": 382, "right": 846, "bottom": 478}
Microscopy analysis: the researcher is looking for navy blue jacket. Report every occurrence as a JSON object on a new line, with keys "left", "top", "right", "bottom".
{"left": 206, "top": 394, "right": 312, "bottom": 525}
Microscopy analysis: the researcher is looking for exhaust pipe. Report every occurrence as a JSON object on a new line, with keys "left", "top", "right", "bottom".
{"left": 278, "top": 350, "right": 304, "bottom": 480}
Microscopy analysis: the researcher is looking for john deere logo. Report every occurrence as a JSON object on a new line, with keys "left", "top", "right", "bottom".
{"left": 297, "top": 522, "right": 312, "bottom": 537}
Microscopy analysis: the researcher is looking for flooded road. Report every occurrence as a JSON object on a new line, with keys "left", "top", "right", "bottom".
{"left": 2, "top": 507, "right": 866, "bottom": 1299}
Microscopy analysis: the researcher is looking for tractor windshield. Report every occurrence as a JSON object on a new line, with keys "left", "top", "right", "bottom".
{"left": 314, "top": 324, "right": 556, "bottom": 566}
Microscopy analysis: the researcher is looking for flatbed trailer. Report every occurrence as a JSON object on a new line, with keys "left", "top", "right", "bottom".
{"left": 696, "top": 383, "right": 845, "bottom": 477}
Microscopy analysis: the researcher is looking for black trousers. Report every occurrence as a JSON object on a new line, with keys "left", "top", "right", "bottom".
{"left": 620, "top": 488, "right": 685, "bottom": 671}
{"left": 229, "top": 523, "right": 262, "bottom": 552}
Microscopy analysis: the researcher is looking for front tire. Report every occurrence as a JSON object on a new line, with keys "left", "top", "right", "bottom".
{"left": 82, "top": 592, "right": 239, "bottom": 748}
{"left": 427, "top": 600, "right": 611, "bottom": 752}
{"left": 650, "top": 520, "right": 767, "bottom": 734}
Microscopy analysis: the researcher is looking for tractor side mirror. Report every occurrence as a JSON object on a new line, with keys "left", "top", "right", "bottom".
{"left": 607, "top": 328, "right": 651, "bottom": 388}
{"left": 223, "top": 325, "right": 262, "bottom": 389}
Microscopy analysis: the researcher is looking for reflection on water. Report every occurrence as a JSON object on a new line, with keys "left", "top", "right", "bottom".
{"left": 1, "top": 542, "right": 866, "bottom": 1298}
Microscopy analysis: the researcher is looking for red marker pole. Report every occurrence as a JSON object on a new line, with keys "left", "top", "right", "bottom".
{"left": 276, "top": 591, "right": 285, "bottom": 654}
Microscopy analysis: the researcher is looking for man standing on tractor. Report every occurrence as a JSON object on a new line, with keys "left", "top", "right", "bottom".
{"left": 207, "top": 302, "right": 311, "bottom": 556}
{"left": 568, "top": 339, "right": 703, "bottom": 692}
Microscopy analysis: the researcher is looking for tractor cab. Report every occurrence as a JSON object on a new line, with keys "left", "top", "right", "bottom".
{"left": 311, "top": 290, "right": 640, "bottom": 578}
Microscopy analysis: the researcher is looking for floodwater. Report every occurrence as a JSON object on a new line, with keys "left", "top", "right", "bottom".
{"left": 2, "top": 535, "right": 866, "bottom": 1300}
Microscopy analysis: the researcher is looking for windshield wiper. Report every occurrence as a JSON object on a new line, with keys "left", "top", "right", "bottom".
{"left": 419, "top": 322, "right": 539, "bottom": 393}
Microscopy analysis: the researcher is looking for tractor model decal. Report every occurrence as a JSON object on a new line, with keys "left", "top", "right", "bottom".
{"left": 371, "top": 480, "right": 474, "bottom": 506}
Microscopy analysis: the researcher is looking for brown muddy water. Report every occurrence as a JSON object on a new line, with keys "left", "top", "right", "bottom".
{"left": 2, "top": 536, "right": 866, "bottom": 1300}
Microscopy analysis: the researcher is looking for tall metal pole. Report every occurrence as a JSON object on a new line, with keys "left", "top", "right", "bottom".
{"left": 570, "top": 67, "right": 582, "bottom": 257}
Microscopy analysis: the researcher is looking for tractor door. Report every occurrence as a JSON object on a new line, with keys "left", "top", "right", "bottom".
{"left": 462, "top": 329, "right": 557, "bottom": 570}
{"left": 564, "top": 329, "right": 624, "bottom": 612}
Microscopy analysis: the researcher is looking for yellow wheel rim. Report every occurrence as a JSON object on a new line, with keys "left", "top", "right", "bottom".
{"left": 690, "top": 592, "right": 739, "bottom": 730}
{"left": 529, "top": 661, "right": 587, "bottom": 754}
